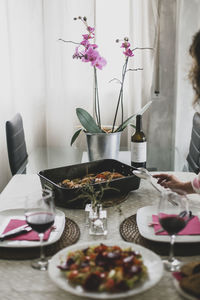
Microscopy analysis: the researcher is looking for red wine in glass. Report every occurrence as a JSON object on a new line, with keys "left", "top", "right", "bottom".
{"left": 25, "top": 189, "right": 55, "bottom": 271}
{"left": 26, "top": 212, "right": 54, "bottom": 233}
{"left": 158, "top": 189, "right": 189, "bottom": 272}
{"left": 159, "top": 216, "right": 186, "bottom": 235}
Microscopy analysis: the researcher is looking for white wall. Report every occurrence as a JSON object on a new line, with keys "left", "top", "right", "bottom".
{"left": 147, "top": 0, "right": 178, "bottom": 171}
{"left": 174, "top": 0, "right": 200, "bottom": 170}
{"left": 144, "top": 0, "right": 199, "bottom": 171}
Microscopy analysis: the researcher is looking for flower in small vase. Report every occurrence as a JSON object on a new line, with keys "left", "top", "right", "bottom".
{"left": 68, "top": 180, "right": 115, "bottom": 210}
{"left": 59, "top": 16, "right": 152, "bottom": 145}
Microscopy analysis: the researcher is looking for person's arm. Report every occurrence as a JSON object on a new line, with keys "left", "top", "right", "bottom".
{"left": 153, "top": 173, "right": 195, "bottom": 194}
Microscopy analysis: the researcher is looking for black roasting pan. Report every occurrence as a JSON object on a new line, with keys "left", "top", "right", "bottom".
{"left": 38, "top": 159, "right": 140, "bottom": 209}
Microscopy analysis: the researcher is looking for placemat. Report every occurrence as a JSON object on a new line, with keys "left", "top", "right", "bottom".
{"left": 0, "top": 217, "right": 80, "bottom": 260}
{"left": 120, "top": 214, "right": 200, "bottom": 256}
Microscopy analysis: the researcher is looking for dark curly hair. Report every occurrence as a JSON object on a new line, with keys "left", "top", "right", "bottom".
{"left": 189, "top": 30, "right": 200, "bottom": 107}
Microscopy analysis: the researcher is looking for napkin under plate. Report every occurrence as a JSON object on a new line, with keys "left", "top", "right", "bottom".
{"left": 2, "top": 219, "right": 52, "bottom": 241}
{"left": 152, "top": 215, "right": 200, "bottom": 235}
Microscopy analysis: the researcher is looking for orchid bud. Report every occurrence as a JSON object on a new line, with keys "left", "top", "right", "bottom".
{"left": 124, "top": 37, "right": 129, "bottom": 41}
{"left": 83, "top": 16, "right": 87, "bottom": 21}
{"left": 73, "top": 17, "right": 77, "bottom": 20}
{"left": 116, "top": 39, "right": 119, "bottom": 43}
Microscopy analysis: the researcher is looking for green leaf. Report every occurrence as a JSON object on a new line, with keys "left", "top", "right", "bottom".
{"left": 115, "top": 101, "right": 152, "bottom": 132}
{"left": 70, "top": 128, "right": 83, "bottom": 146}
{"left": 137, "top": 100, "right": 152, "bottom": 115}
{"left": 115, "top": 114, "right": 136, "bottom": 132}
{"left": 129, "top": 124, "right": 136, "bottom": 129}
{"left": 76, "top": 108, "right": 103, "bottom": 133}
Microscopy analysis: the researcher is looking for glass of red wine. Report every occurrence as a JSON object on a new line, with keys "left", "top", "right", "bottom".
{"left": 25, "top": 189, "right": 55, "bottom": 271}
{"left": 158, "top": 189, "right": 189, "bottom": 272}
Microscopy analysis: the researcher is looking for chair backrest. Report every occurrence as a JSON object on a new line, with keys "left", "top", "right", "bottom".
{"left": 6, "top": 113, "right": 28, "bottom": 175}
{"left": 187, "top": 112, "right": 200, "bottom": 174}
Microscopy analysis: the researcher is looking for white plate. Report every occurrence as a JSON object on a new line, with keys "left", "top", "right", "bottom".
{"left": 137, "top": 205, "right": 200, "bottom": 243}
{"left": 48, "top": 240, "right": 163, "bottom": 299}
{"left": 173, "top": 278, "right": 197, "bottom": 300}
{"left": 0, "top": 208, "right": 65, "bottom": 247}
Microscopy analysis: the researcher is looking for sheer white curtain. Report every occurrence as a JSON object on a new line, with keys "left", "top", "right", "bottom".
{"left": 0, "top": 0, "right": 158, "bottom": 191}
{"left": 128, "top": 0, "right": 159, "bottom": 148}
{"left": 43, "top": 0, "right": 95, "bottom": 149}
{"left": 0, "top": 0, "right": 46, "bottom": 191}
{"left": 174, "top": 0, "right": 200, "bottom": 170}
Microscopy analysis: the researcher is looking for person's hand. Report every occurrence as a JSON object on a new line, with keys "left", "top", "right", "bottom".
{"left": 153, "top": 174, "right": 182, "bottom": 189}
{"left": 153, "top": 173, "right": 194, "bottom": 193}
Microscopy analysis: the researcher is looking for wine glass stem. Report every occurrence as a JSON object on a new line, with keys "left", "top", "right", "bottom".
{"left": 168, "top": 234, "right": 176, "bottom": 262}
{"left": 38, "top": 233, "right": 45, "bottom": 261}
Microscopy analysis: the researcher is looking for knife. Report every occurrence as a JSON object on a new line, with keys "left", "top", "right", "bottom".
{"left": 0, "top": 224, "right": 32, "bottom": 241}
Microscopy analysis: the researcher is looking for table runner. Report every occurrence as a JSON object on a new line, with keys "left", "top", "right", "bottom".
{"left": 0, "top": 217, "right": 80, "bottom": 260}
{"left": 120, "top": 214, "right": 200, "bottom": 256}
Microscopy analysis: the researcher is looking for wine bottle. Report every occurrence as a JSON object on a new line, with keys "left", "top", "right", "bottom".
{"left": 131, "top": 114, "right": 147, "bottom": 168}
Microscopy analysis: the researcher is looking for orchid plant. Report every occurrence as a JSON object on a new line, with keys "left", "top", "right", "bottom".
{"left": 59, "top": 16, "right": 151, "bottom": 145}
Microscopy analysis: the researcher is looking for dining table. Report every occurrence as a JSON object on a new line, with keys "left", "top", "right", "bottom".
{"left": 0, "top": 167, "right": 200, "bottom": 299}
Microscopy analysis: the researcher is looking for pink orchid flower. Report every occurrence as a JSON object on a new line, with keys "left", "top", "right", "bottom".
{"left": 72, "top": 46, "right": 82, "bottom": 59}
{"left": 82, "top": 47, "right": 99, "bottom": 63}
{"left": 81, "top": 39, "right": 89, "bottom": 47}
{"left": 121, "top": 42, "right": 130, "bottom": 49}
{"left": 90, "top": 43, "right": 98, "bottom": 49}
{"left": 82, "top": 34, "right": 92, "bottom": 40}
{"left": 94, "top": 56, "right": 107, "bottom": 70}
{"left": 123, "top": 48, "right": 134, "bottom": 57}
{"left": 87, "top": 26, "right": 95, "bottom": 33}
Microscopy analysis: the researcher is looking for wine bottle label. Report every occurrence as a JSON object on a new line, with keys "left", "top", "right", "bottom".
{"left": 131, "top": 142, "right": 147, "bottom": 163}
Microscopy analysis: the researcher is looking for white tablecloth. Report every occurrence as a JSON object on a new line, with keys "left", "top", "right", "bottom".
{"left": 0, "top": 172, "right": 199, "bottom": 300}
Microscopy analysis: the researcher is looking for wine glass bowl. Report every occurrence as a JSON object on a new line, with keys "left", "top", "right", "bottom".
{"left": 158, "top": 189, "right": 189, "bottom": 272}
{"left": 25, "top": 189, "right": 55, "bottom": 271}
{"left": 26, "top": 210, "right": 54, "bottom": 234}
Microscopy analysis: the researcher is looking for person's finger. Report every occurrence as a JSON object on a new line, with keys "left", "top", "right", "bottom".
{"left": 159, "top": 181, "right": 166, "bottom": 186}
{"left": 162, "top": 181, "right": 170, "bottom": 188}
{"left": 157, "top": 178, "right": 165, "bottom": 184}
{"left": 153, "top": 174, "right": 168, "bottom": 179}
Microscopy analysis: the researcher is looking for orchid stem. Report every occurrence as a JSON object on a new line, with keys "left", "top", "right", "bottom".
{"left": 121, "top": 90, "right": 124, "bottom": 124}
{"left": 58, "top": 38, "right": 80, "bottom": 45}
{"left": 94, "top": 67, "right": 101, "bottom": 128}
{"left": 112, "top": 57, "right": 128, "bottom": 132}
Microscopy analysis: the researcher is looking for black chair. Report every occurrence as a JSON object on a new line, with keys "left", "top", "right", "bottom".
{"left": 6, "top": 113, "right": 28, "bottom": 175}
{"left": 186, "top": 112, "right": 200, "bottom": 174}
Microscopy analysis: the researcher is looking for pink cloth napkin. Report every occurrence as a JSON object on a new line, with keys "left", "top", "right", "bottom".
{"left": 152, "top": 214, "right": 200, "bottom": 235}
{"left": 2, "top": 219, "right": 52, "bottom": 241}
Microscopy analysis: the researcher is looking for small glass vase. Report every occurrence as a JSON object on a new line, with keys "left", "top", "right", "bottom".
{"left": 89, "top": 204, "right": 107, "bottom": 235}
{"left": 85, "top": 203, "right": 93, "bottom": 227}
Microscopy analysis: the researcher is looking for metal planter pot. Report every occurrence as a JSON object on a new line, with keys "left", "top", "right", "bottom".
{"left": 85, "top": 131, "right": 121, "bottom": 161}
